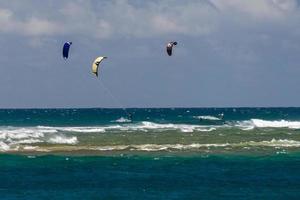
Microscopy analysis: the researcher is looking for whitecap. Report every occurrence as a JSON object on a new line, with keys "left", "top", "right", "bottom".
{"left": 0, "top": 141, "right": 9, "bottom": 151}
{"left": 113, "top": 117, "right": 131, "bottom": 123}
{"left": 48, "top": 135, "right": 78, "bottom": 144}
{"left": 14, "top": 139, "right": 42, "bottom": 144}
{"left": 58, "top": 127, "right": 106, "bottom": 133}
{"left": 194, "top": 115, "right": 221, "bottom": 121}
{"left": 251, "top": 119, "right": 300, "bottom": 129}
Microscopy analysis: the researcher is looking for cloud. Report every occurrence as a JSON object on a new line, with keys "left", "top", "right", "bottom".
{"left": 23, "top": 17, "right": 61, "bottom": 36}
{"left": 0, "top": 0, "right": 300, "bottom": 107}
{"left": 211, "top": 0, "right": 298, "bottom": 20}
{"left": 0, "top": 0, "right": 299, "bottom": 40}
{"left": 273, "top": 0, "right": 298, "bottom": 11}
{"left": 0, "top": 8, "right": 61, "bottom": 36}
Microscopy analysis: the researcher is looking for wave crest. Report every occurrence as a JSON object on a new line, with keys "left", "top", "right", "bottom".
{"left": 193, "top": 115, "right": 222, "bottom": 121}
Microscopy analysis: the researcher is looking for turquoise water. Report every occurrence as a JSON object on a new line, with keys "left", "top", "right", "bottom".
{"left": 1, "top": 108, "right": 300, "bottom": 199}
{"left": 1, "top": 154, "right": 300, "bottom": 199}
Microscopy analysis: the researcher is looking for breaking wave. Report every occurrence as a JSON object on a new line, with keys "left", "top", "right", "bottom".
{"left": 48, "top": 135, "right": 78, "bottom": 144}
{"left": 236, "top": 119, "right": 300, "bottom": 130}
{"left": 1, "top": 118, "right": 300, "bottom": 152}
{"left": 251, "top": 119, "right": 300, "bottom": 129}
{"left": 113, "top": 117, "right": 131, "bottom": 123}
{"left": 39, "top": 122, "right": 218, "bottom": 133}
{"left": 0, "top": 126, "right": 78, "bottom": 151}
{"left": 193, "top": 115, "right": 222, "bottom": 121}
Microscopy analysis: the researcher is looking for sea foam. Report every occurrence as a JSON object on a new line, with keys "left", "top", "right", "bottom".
{"left": 114, "top": 117, "right": 131, "bottom": 123}
{"left": 48, "top": 135, "right": 78, "bottom": 144}
{"left": 235, "top": 119, "right": 300, "bottom": 130}
{"left": 0, "top": 126, "right": 79, "bottom": 151}
{"left": 251, "top": 119, "right": 300, "bottom": 129}
{"left": 193, "top": 115, "right": 222, "bottom": 121}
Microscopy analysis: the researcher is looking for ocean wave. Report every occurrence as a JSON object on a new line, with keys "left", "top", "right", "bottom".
{"left": 251, "top": 119, "right": 300, "bottom": 129}
{"left": 48, "top": 119, "right": 300, "bottom": 132}
{"left": 0, "top": 128, "right": 46, "bottom": 140}
{"left": 48, "top": 135, "right": 78, "bottom": 144}
{"left": 113, "top": 117, "right": 132, "bottom": 123}
{"left": 235, "top": 119, "right": 300, "bottom": 130}
{"left": 42, "top": 122, "right": 217, "bottom": 133}
{"left": 0, "top": 126, "right": 78, "bottom": 151}
{"left": 55, "top": 127, "right": 106, "bottom": 133}
{"left": 1, "top": 119, "right": 300, "bottom": 147}
{"left": 193, "top": 115, "right": 222, "bottom": 121}
{"left": 130, "top": 122, "right": 217, "bottom": 132}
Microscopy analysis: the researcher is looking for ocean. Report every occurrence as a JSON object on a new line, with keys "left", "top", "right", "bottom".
{"left": 1, "top": 108, "right": 300, "bottom": 199}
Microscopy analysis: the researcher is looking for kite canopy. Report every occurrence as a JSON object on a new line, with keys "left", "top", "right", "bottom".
{"left": 166, "top": 41, "right": 177, "bottom": 56}
{"left": 62, "top": 42, "right": 72, "bottom": 59}
{"left": 92, "top": 56, "right": 107, "bottom": 77}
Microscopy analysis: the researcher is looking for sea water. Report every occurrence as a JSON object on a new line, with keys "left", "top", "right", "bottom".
{"left": 1, "top": 108, "right": 300, "bottom": 199}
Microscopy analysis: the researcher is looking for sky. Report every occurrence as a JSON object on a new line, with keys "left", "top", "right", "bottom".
{"left": 0, "top": 0, "right": 300, "bottom": 108}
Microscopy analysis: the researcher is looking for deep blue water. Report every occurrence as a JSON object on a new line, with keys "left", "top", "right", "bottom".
{"left": 1, "top": 154, "right": 300, "bottom": 199}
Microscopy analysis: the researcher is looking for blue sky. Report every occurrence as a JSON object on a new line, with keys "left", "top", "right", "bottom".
{"left": 0, "top": 0, "right": 300, "bottom": 108}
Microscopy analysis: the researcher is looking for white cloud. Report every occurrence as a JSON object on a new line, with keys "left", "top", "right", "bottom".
{"left": 57, "top": 0, "right": 299, "bottom": 39}
{"left": 273, "top": 0, "right": 298, "bottom": 11}
{"left": 0, "top": 8, "right": 16, "bottom": 32}
{"left": 23, "top": 17, "right": 62, "bottom": 36}
{"left": 0, "top": 0, "right": 299, "bottom": 39}
{"left": 0, "top": 8, "right": 62, "bottom": 36}
{"left": 56, "top": 0, "right": 218, "bottom": 38}
{"left": 211, "top": 0, "right": 296, "bottom": 18}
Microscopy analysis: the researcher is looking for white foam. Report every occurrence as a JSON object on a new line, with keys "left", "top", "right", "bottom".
{"left": 33, "top": 122, "right": 224, "bottom": 133}
{"left": 246, "top": 139, "right": 300, "bottom": 147}
{"left": 0, "top": 126, "right": 80, "bottom": 151}
{"left": 234, "top": 119, "right": 300, "bottom": 130}
{"left": 135, "top": 121, "right": 216, "bottom": 132}
{"left": 0, "top": 129, "right": 45, "bottom": 139}
{"left": 0, "top": 122, "right": 219, "bottom": 139}
{"left": 23, "top": 146, "right": 37, "bottom": 150}
{"left": 92, "top": 143, "right": 231, "bottom": 152}
{"left": 0, "top": 141, "right": 9, "bottom": 151}
{"left": 55, "top": 122, "right": 219, "bottom": 133}
{"left": 57, "top": 127, "right": 106, "bottom": 133}
{"left": 15, "top": 139, "right": 42, "bottom": 144}
{"left": 114, "top": 117, "right": 131, "bottom": 123}
{"left": 235, "top": 120, "right": 255, "bottom": 130}
{"left": 251, "top": 119, "right": 300, "bottom": 129}
{"left": 93, "top": 140, "right": 300, "bottom": 151}
{"left": 48, "top": 135, "right": 78, "bottom": 144}
{"left": 194, "top": 115, "right": 221, "bottom": 121}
